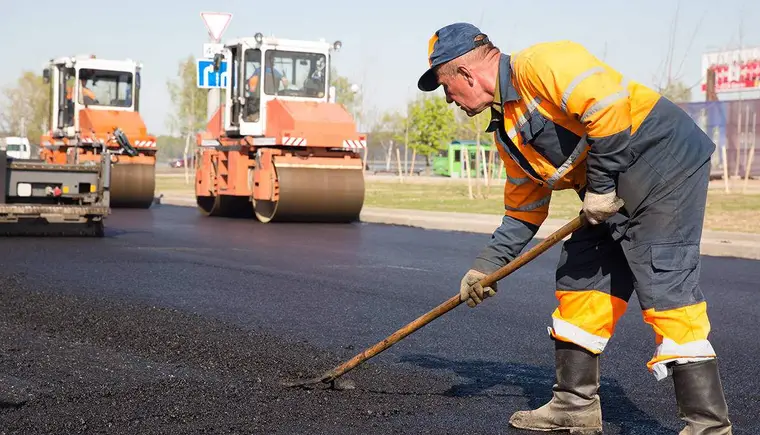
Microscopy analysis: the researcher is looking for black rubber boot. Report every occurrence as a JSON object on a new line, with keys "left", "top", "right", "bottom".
{"left": 509, "top": 340, "right": 603, "bottom": 434}
{"left": 673, "top": 359, "right": 732, "bottom": 435}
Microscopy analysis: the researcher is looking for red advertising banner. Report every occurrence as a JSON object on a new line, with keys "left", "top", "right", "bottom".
{"left": 701, "top": 47, "right": 760, "bottom": 93}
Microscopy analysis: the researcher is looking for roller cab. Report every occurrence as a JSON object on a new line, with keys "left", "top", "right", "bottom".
{"left": 195, "top": 34, "right": 366, "bottom": 223}
{"left": 39, "top": 55, "right": 157, "bottom": 209}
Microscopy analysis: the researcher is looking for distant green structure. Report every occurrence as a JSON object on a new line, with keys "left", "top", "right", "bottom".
{"left": 432, "top": 140, "right": 507, "bottom": 179}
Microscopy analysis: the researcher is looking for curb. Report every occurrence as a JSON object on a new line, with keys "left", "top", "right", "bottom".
{"left": 155, "top": 194, "right": 760, "bottom": 261}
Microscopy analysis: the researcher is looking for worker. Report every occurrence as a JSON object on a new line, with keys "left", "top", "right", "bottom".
{"left": 65, "top": 78, "right": 96, "bottom": 105}
{"left": 417, "top": 22, "right": 732, "bottom": 434}
{"left": 244, "top": 63, "right": 289, "bottom": 122}
{"left": 247, "top": 64, "right": 289, "bottom": 95}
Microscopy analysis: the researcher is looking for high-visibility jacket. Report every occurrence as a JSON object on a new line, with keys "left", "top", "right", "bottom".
{"left": 66, "top": 85, "right": 96, "bottom": 102}
{"left": 471, "top": 41, "right": 715, "bottom": 274}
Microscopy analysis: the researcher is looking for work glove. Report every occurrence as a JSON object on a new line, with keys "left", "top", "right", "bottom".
{"left": 582, "top": 190, "right": 625, "bottom": 225}
{"left": 459, "top": 269, "right": 497, "bottom": 308}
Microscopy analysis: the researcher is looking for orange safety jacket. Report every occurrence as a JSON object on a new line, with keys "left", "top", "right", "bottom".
{"left": 66, "top": 85, "right": 96, "bottom": 102}
{"left": 471, "top": 41, "right": 714, "bottom": 274}
{"left": 248, "top": 75, "right": 259, "bottom": 92}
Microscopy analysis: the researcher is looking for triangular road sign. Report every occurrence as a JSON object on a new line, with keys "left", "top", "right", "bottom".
{"left": 200, "top": 11, "right": 232, "bottom": 42}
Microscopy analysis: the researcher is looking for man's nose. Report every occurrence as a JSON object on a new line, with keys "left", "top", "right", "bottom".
{"left": 445, "top": 94, "right": 453, "bottom": 104}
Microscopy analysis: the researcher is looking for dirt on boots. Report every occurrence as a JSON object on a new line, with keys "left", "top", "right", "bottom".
{"left": 508, "top": 340, "right": 603, "bottom": 435}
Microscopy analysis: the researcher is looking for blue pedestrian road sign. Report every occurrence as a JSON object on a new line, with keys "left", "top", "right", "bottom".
{"left": 197, "top": 59, "right": 230, "bottom": 89}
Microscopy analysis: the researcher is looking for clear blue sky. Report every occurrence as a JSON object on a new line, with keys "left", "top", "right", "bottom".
{"left": 1, "top": 0, "right": 758, "bottom": 135}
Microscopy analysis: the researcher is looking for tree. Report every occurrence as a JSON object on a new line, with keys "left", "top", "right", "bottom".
{"left": 0, "top": 71, "right": 50, "bottom": 142}
{"left": 155, "top": 135, "right": 186, "bottom": 159}
{"left": 455, "top": 109, "right": 494, "bottom": 198}
{"left": 407, "top": 94, "right": 456, "bottom": 172}
{"left": 330, "top": 66, "right": 361, "bottom": 125}
{"left": 658, "top": 80, "right": 692, "bottom": 102}
{"left": 166, "top": 55, "right": 208, "bottom": 137}
{"left": 368, "top": 109, "right": 406, "bottom": 172}
{"left": 166, "top": 55, "right": 210, "bottom": 182}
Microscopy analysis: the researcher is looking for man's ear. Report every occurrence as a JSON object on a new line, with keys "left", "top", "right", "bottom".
{"left": 458, "top": 65, "right": 475, "bottom": 86}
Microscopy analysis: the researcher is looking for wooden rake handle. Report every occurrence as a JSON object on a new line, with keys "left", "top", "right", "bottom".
{"left": 315, "top": 214, "right": 587, "bottom": 384}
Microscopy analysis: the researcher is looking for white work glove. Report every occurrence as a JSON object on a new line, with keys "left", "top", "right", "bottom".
{"left": 459, "top": 269, "right": 497, "bottom": 308}
{"left": 582, "top": 190, "right": 625, "bottom": 225}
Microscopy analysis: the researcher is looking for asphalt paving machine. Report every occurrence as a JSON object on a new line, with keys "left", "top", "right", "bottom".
{"left": 0, "top": 130, "right": 138, "bottom": 236}
{"left": 195, "top": 33, "right": 366, "bottom": 223}
{"left": 39, "top": 54, "right": 157, "bottom": 209}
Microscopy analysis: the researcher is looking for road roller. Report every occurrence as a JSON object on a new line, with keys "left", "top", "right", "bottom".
{"left": 194, "top": 33, "right": 366, "bottom": 223}
{"left": 38, "top": 54, "right": 157, "bottom": 209}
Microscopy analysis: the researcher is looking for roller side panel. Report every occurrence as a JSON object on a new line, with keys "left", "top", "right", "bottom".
{"left": 0, "top": 151, "right": 109, "bottom": 236}
{"left": 194, "top": 146, "right": 253, "bottom": 218}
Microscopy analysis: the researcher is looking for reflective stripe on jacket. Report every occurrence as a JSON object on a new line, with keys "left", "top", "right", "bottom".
{"left": 471, "top": 41, "right": 714, "bottom": 274}
{"left": 490, "top": 41, "right": 664, "bottom": 225}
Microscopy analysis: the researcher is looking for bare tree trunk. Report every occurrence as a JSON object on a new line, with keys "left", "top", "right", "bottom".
{"left": 743, "top": 111, "right": 756, "bottom": 193}
{"left": 408, "top": 149, "right": 417, "bottom": 176}
{"left": 464, "top": 147, "right": 473, "bottom": 199}
{"left": 480, "top": 146, "right": 489, "bottom": 199}
{"left": 385, "top": 140, "right": 393, "bottom": 171}
{"left": 485, "top": 148, "right": 492, "bottom": 188}
{"left": 363, "top": 145, "right": 369, "bottom": 174}
{"left": 396, "top": 147, "right": 404, "bottom": 183}
{"left": 475, "top": 145, "right": 482, "bottom": 198}
{"left": 404, "top": 119, "right": 409, "bottom": 175}
{"left": 735, "top": 107, "right": 743, "bottom": 178}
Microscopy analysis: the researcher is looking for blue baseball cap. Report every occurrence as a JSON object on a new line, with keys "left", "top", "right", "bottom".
{"left": 417, "top": 22, "right": 491, "bottom": 92}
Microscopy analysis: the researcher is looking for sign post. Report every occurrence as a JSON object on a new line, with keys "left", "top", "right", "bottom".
{"left": 200, "top": 11, "right": 233, "bottom": 127}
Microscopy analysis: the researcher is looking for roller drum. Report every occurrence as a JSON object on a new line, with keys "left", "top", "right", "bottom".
{"left": 253, "top": 164, "right": 364, "bottom": 223}
{"left": 109, "top": 163, "right": 156, "bottom": 208}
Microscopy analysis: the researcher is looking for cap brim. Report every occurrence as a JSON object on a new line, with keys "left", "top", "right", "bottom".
{"left": 417, "top": 67, "right": 440, "bottom": 92}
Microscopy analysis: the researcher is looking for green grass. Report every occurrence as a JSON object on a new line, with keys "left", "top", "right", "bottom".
{"left": 156, "top": 176, "right": 196, "bottom": 194}
{"left": 156, "top": 175, "right": 760, "bottom": 234}
{"left": 704, "top": 193, "right": 760, "bottom": 233}
{"left": 364, "top": 181, "right": 582, "bottom": 219}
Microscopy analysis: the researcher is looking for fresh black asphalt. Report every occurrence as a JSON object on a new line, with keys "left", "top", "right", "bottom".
{"left": 1, "top": 204, "right": 757, "bottom": 434}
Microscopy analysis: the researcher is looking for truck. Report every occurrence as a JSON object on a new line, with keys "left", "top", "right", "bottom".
{"left": 0, "top": 131, "right": 138, "bottom": 236}
{"left": 194, "top": 33, "right": 366, "bottom": 223}
{"left": 0, "top": 136, "right": 32, "bottom": 159}
{"left": 38, "top": 54, "right": 157, "bottom": 209}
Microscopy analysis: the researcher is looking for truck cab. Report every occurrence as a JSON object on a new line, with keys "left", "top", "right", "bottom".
{"left": 0, "top": 137, "right": 31, "bottom": 160}
{"left": 218, "top": 34, "right": 341, "bottom": 138}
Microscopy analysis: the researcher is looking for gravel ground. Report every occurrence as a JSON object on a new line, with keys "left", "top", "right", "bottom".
{"left": 0, "top": 274, "right": 500, "bottom": 435}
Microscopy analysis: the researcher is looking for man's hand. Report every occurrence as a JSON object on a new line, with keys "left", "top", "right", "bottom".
{"left": 582, "top": 190, "right": 624, "bottom": 225}
{"left": 459, "top": 269, "right": 497, "bottom": 308}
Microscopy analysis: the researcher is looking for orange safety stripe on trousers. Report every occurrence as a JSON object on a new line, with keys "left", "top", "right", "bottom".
{"left": 642, "top": 301, "right": 716, "bottom": 380}
{"left": 549, "top": 290, "right": 629, "bottom": 354}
